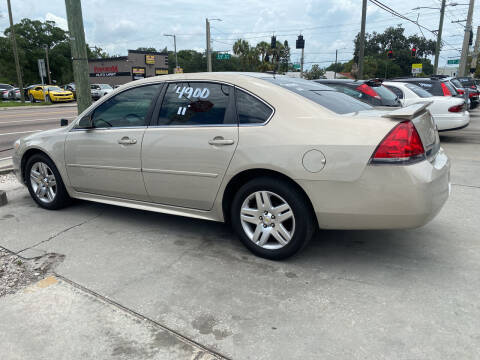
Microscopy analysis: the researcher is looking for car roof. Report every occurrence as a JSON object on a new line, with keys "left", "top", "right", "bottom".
{"left": 124, "top": 72, "right": 334, "bottom": 91}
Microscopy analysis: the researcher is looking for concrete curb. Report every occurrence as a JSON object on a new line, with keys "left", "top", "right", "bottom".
{"left": 0, "top": 159, "right": 14, "bottom": 175}
{"left": 0, "top": 103, "right": 77, "bottom": 111}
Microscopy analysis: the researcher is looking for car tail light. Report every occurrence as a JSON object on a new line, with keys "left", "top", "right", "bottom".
{"left": 468, "top": 92, "right": 477, "bottom": 98}
{"left": 441, "top": 82, "right": 451, "bottom": 96}
{"left": 356, "top": 84, "right": 380, "bottom": 99}
{"left": 448, "top": 104, "right": 463, "bottom": 112}
{"left": 370, "top": 121, "right": 425, "bottom": 164}
{"left": 456, "top": 88, "right": 465, "bottom": 95}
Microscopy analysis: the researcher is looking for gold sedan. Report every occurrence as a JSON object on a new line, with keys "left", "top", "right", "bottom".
{"left": 13, "top": 73, "right": 450, "bottom": 260}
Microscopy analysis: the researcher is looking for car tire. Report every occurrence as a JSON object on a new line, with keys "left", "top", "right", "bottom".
{"left": 231, "top": 177, "right": 316, "bottom": 260}
{"left": 25, "top": 153, "right": 71, "bottom": 210}
{"left": 29, "top": 94, "right": 35, "bottom": 103}
{"left": 45, "top": 95, "right": 52, "bottom": 103}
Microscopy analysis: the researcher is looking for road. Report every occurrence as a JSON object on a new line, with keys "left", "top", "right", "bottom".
{"left": 0, "top": 105, "right": 78, "bottom": 161}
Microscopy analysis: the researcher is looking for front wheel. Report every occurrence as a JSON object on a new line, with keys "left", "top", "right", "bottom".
{"left": 29, "top": 94, "right": 35, "bottom": 103}
{"left": 25, "top": 153, "right": 71, "bottom": 210}
{"left": 45, "top": 95, "right": 52, "bottom": 103}
{"left": 231, "top": 177, "right": 316, "bottom": 260}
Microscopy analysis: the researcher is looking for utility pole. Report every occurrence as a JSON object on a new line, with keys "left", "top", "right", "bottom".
{"left": 44, "top": 45, "right": 52, "bottom": 84}
{"left": 65, "top": 0, "right": 91, "bottom": 113}
{"left": 458, "top": 0, "right": 475, "bottom": 76}
{"left": 433, "top": 0, "right": 446, "bottom": 75}
{"left": 6, "top": 0, "right": 25, "bottom": 103}
{"left": 470, "top": 26, "right": 480, "bottom": 74}
{"left": 300, "top": 48, "right": 304, "bottom": 77}
{"left": 206, "top": 18, "right": 211, "bottom": 72}
{"left": 358, "top": 0, "right": 367, "bottom": 80}
{"left": 334, "top": 49, "right": 338, "bottom": 79}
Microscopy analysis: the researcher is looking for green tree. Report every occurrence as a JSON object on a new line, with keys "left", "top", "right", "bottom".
{"left": 303, "top": 64, "right": 325, "bottom": 80}
{"left": 352, "top": 25, "right": 436, "bottom": 78}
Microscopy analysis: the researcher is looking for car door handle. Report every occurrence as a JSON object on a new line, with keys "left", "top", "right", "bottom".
{"left": 208, "top": 137, "right": 235, "bottom": 146}
{"left": 118, "top": 137, "right": 137, "bottom": 145}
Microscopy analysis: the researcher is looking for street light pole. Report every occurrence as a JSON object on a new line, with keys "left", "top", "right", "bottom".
{"left": 206, "top": 19, "right": 211, "bottom": 72}
{"left": 458, "top": 0, "right": 475, "bottom": 76}
{"left": 434, "top": 0, "right": 446, "bottom": 75}
{"left": 164, "top": 34, "right": 178, "bottom": 69}
{"left": 44, "top": 45, "right": 52, "bottom": 84}
{"left": 206, "top": 18, "right": 221, "bottom": 72}
{"left": 6, "top": 0, "right": 25, "bottom": 103}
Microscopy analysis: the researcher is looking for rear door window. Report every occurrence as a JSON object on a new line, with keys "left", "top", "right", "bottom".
{"left": 158, "top": 82, "right": 233, "bottom": 126}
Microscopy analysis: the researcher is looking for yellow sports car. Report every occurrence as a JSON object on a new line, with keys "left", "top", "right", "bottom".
{"left": 28, "top": 85, "right": 74, "bottom": 103}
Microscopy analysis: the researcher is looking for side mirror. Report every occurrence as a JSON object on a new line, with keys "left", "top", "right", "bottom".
{"left": 60, "top": 119, "right": 69, "bottom": 127}
{"left": 78, "top": 115, "right": 93, "bottom": 129}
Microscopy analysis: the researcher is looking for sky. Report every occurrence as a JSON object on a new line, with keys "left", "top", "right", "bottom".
{"left": 0, "top": 0, "right": 479, "bottom": 70}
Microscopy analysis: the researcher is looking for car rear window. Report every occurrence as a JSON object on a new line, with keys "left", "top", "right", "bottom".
{"left": 372, "top": 85, "right": 397, "bottom": 101}
{"left": 405, "top": 84, "right": 433, "bottom": 98}
{"left": 444, "top": 81, "right": 458, "bottom": 95}
{"left": 457, "top": 77, "right": 475, "bottom": 87}
{"left": 450, "top": 79, "right": 463, "bottom": 88}
{"left": 264, "top": 78, "right": 372, "bottom": 114}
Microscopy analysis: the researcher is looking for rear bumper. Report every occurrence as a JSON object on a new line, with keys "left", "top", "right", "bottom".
{"left": 299, "top": 148, "right": 450, "bottom": 230}
{"left": 433, "top": 111, "right": 469, "bottom": 131}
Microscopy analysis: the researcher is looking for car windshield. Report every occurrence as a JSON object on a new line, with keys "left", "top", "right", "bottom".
{"left": 99, "top": 84, "right": 113, "bottom": 89}
{"left": 263, "top": 77, "right": 372, "bottom": 114}
{"left": 450, "top": 79, "right": 463, "bottom": 88}
{"left": 405, "top": 84, "right": 433, "bottom": 98}
{"left": 47, "top": 86, "right": 62, "bottom": 91}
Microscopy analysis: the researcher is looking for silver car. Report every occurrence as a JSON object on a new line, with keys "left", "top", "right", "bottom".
{"left": 12, "top": 73, "right": 450, "bottom": 259}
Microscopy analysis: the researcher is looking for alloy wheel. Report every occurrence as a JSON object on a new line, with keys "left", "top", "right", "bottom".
{"left": 240, "top": 191, "right": 296, "bottom": 250}
{"left": 30, "top": 162, "right": 57, "bottom": 203}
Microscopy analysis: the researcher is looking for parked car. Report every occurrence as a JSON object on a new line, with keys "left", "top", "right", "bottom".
{"left": 63, "top": 83, "right": 76, "bottom": 100}
{"left": 12, "top": 73, "right": 450, "bottom": 260}
{"left": 28, "top": 85, "right": 74, "bottom": 103}
{"left": 390, "top": 76, "right": 471, "bottom": 109}
{"left": 90, "top": 83, "right": 113, "bottom": 100}
{"left": 7, "top": 88, "right": 22, "bottom": 100}
{"left": 384, "top": 81, "right": 469, "bottom": 131}
{"left": 314, "top": 78, "right": 401, "bottom": 107}
{"left": 1, "top": 84, "right": 14, "bottom": 100}
{"left": 448, "top": 77, "right": 478, "bottom": 110}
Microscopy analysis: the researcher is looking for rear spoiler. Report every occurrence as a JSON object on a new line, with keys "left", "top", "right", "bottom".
{"left": 382, "top": 102, "right": 432, "bottom": 120}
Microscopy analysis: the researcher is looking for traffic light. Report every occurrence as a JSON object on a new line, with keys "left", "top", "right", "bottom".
{"left": 469, "top": 30, "right": 473, "bottom": 46}
{"left": 271, "top": 36, "right": 276, "bottom": 49}
{"left": 411, "top": 47, "right": 417, "bottom": 57}
{"left": 387, "top": 50, "right": 393, "bottom": 59}
{"left": 296, "top": 35, "right": 305, "bottom": 49}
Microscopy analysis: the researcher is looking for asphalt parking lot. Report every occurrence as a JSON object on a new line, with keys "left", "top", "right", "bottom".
{"left": 0, "top": 108, "right": 479, "bottom": 359}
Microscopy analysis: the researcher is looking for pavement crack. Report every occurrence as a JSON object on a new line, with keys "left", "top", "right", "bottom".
{"left": 15, "top": 213, "right": 103, "bottom": 255}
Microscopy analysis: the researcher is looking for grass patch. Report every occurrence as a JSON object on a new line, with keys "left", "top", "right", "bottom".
{"left": 0, "top": 101, "right": 50, "bottom": 108}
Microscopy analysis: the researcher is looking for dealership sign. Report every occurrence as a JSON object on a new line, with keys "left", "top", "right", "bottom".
{"left": 90, "top": 65, "right": 130, "bottom": 77}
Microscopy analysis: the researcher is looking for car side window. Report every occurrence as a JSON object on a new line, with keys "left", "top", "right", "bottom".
{"left": 235, "top": 89, "right": 273, "bottom": 124}
{"left": 158, "top": 82, "right": 231, "bottom": 126}
{"left": 90, "top": 84, "right": 161, "bottom": 128}
{"left": 386, "top": 85, "right": 403, "bottom": 99}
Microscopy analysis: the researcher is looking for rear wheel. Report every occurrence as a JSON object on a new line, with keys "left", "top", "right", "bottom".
{"left": 231, "top": 177, "right": 316, "bottom": 260}
{"left": 25, "top": 153, "right": 71, "bottom": 210}
{"left": 29, "top": 94, "right": 35, "bottom": 103}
